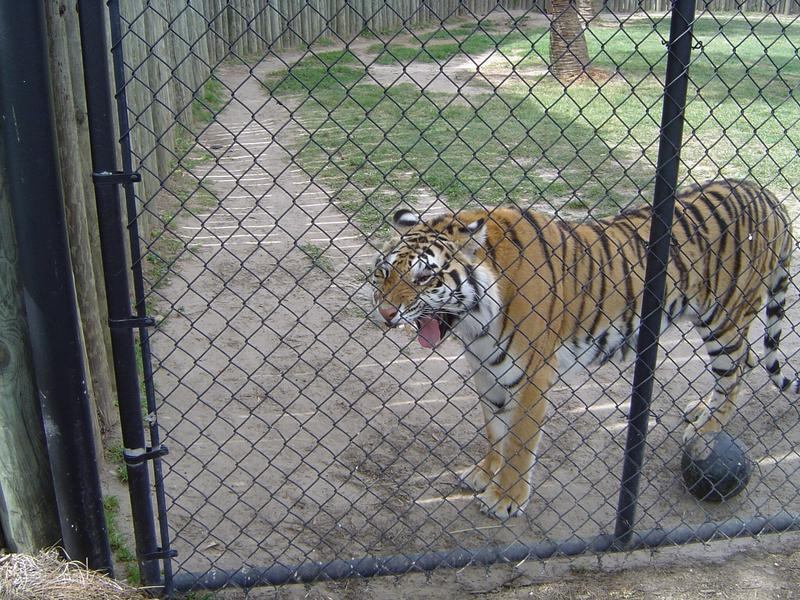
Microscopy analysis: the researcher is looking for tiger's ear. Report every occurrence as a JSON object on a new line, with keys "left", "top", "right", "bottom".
{"left": 459, "top": 217, "right": 487, "bottom": 255}
{"left": 393, "top": 209, "right": 420, "bottom": 229}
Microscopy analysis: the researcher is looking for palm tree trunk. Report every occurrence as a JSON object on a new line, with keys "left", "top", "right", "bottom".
{"left": 549, "top": 0, "right": 590, "bottom": 83}
{"left": 577, "top": 0, "right": 596, "bottom": 28}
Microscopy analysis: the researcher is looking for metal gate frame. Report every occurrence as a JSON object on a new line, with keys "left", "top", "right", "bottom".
{"left": 78, "top": 0, "right": 173, "bottom": 589}
{"left": 77, "top": 0, "right": 800, "bottom": 594}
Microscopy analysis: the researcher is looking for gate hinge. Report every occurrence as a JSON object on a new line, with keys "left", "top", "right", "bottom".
{"left": 92, "top": 170, "right": 142, "bottom": 185}
{"left": 141, "top": 547, "right": 178, "bottom": 561}
{"left": 109, "top": 316, "right": 156, "bottom": 329}
{"left": 124, "top": 445, "right": 169, "bottom": 466}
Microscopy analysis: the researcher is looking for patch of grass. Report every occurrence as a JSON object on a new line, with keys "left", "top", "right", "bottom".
{"left": 173, "top": 78, "right": 228, "bottom": 172}
{"left": 358, "top": 24, "right": 406, "bottom": 40}
{"left": 108, "top": 444, "right": 128, "bottom": 484}
{"left": 145, "top": 235, "right": 183, "bottom": 287}
{"left": 191, "top": 187, "right": 219, "bottom": 209}
{"left": 313, "top": 36, "right": 336, "bottom": 47}
{"left": 103, "top": 496, "right": 139, "bottom": 585}
{"left": 300, "top": 242, "right": 335, "bottom": 272}
{"left": 369, "top": 29, "right": 541, "bottom": 65}
{"left": 191, "top": 77, "right": 227, "bottom": 126}
{"left": 279, "top": 15, "right": 798, "bottom": 231}
{"left": 417, "top": 22, "right": 498, "bottom": 42}
{"left": 263, "top": 51, "right": 365, "bottom": 95}
{"left": 292, "top": 81, "right": 644, "bottom": 213}
{"left": 174, "top": 127, "right": 194, "bottom": 157}
{"left": 368, "top": 43, "right": 421, "bottom": 65}
{"left": 143, "top": 175, "right": 218, "bottom": 292}
{"left": 183, "top": 148, "right": 214, "bottom": 170}
{"left": 338, "top": 193, "right": 393, "bottom": 238}
{"left": 564, "top": 197, "right": 590, "bottom": 210}
{"left": 161, "top": 210, "right": 177, "bottom": 228}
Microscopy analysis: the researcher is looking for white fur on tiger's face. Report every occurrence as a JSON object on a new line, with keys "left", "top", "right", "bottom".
{"left": 370, "top": 211, "right": 500, "bottom": 348}
{"left": 371, "top": 180, "right": 796, "bottom": 520}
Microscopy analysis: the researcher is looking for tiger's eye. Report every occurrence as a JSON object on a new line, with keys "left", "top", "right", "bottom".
{"left": 414, "top": 269, "right": 434, "bottom": 284}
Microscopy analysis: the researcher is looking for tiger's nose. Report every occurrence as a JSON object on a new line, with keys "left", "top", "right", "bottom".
{"left": 379, "top": 305, "right": 398, "bottom": 324}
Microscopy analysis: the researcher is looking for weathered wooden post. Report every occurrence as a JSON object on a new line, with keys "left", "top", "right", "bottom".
{"left": 0, "top": 133, "right": 61, "bottom": 554}
{"left": 0, "top": 0, "right": 112, "bottom": 570}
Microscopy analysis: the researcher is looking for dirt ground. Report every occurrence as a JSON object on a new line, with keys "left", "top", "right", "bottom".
{"left": 273, "top": 538, "right": 800, "bottom": 599}
{"left": 135, "top": 16, "right": 800, "bottom": 599}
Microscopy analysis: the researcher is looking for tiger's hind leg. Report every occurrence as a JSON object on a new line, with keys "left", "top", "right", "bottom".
{"left": 684, "top": 310, "right": 759, "bottom": 451}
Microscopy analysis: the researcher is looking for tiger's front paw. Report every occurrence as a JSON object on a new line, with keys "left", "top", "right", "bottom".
{"left": 683, "top": 396, "right": 725, "bottom": 454}
{"left": 458, "top": 460, "right": 498, "bottom": 493}
{"left": 478, "top": 480, "right": 531, "bottom": 520}
{"left": 683, "top": 398, "right": 713, "bottom": 443}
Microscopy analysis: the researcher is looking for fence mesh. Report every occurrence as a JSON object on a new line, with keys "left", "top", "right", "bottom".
{"left": 112, "top": 0, "right": 800, "bottom": 592}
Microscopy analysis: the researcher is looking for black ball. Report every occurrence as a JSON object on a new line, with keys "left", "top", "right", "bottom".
{"left": 681, "top": 431, "right": 753, "bottom": 502}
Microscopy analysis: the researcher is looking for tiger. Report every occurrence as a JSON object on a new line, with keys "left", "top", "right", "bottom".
{"left": 370, "top": 179, "right": 796, "bottom": 520}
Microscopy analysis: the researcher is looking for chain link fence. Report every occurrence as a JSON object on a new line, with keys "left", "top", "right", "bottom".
{"left": 110, "top": 0, "right": 800, "bottom": 594}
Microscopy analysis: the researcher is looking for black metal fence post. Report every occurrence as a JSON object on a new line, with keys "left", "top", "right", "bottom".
{"left": 613, "top": 0, "right": 697, "bottom": 546}
{"left": 76, "top": 0, "right": 164, "bottom": 586}
{"left": 0, "top": 0, "right": 112, "bottom": 572}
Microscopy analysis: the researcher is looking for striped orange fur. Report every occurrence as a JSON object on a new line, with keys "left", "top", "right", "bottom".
{"left": 371, "top": 179, "right": 795, "bottom": 519}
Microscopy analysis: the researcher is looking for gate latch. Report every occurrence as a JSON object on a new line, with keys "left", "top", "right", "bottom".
{"left": 142, "top": 547, "right": 178, "bottom": 561}
{"left": 92, "top": 170, "right": 141, "bottom": 186}
{"left": 124, "top": 445, "right": 169, "bottom": 466}
{"left": 109, "top": 316, "right": 156, "bottom": 329}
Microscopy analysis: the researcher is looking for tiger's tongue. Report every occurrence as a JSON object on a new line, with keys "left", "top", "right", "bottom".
{"left": 417, "top": 316, "right": 441, "bottom": 349}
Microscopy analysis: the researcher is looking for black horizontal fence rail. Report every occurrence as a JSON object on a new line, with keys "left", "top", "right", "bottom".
{"left": 172, "top": 512, "right": 800, "bottom": 591}
{"left": 99, "top": 0, "right": 800, "bottom": 594}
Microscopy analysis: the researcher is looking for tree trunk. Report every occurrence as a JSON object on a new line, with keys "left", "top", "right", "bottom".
{"left": 549, "top": 0, "right": 590, "bottom": 83}
{"left": 577, "top": 0, "right": 596, "bottom": 28}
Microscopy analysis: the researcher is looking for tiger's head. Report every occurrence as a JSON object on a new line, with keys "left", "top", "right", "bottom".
{"left": 370, "top": 208, "right": 499, "bottom": 348}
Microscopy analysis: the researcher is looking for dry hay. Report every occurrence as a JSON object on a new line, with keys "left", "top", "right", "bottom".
{"left": 0, "top": 550, "right": 149, "bottom": 600}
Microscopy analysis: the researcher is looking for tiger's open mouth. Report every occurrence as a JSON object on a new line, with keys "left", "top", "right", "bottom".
{"left": 416, "top": 313, "right": 457, "bottom": 348}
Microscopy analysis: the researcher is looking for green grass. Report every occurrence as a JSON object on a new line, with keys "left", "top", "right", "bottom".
{"left": 300, "top": 242, "right": 335, "bottom": 272}
{"left": 368, "top": 28, "right": 546, "bottom": 65}
{"left": 355, "top": 16, "right": 475, "bottom": 41}
{"left": 263, "top": 51, "right": 364, "bottom": 94}
{"left": 313, "top": 36, "right": 336, "bottom": 47}
{"left": 417, "top": 21, "right": 498, "bottom": 42}
{"left": 279, "top": 81, "right": 650, "bottom": 212}
{"left": 169, "top": 77, "right": 229, "bottom": 172}
{"left": 265, "top": 15, "right": 799, "bottom": 228}
{"left": 108, "top": 444, "right": 128, "bottom": 484}
{"left": 145, "top": 235, "right": 183, "bottom": 287}
{"left": 103, "top": 495, "right": 139, "bottom": 585}
{"left": 191, "top": 77, "right": 228, "bottom": 125}
{"left": 575, "top": 15, "right": 800, "bottom": 184}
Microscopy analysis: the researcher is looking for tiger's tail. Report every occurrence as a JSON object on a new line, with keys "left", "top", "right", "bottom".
{"left": 762, "top": 234, "right": 800, "bottom": 393}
